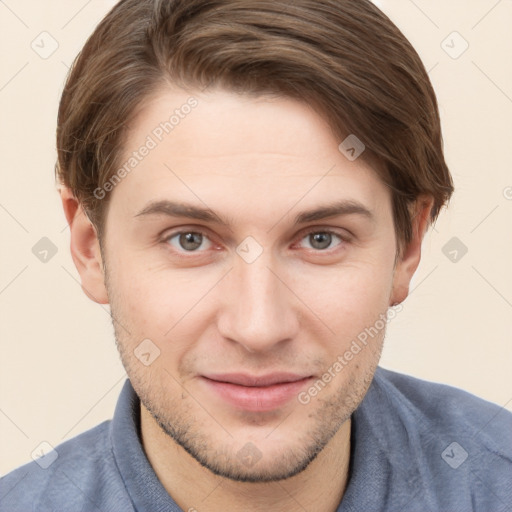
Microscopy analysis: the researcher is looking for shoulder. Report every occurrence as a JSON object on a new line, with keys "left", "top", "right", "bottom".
{"left": 373, "top": 366, "right": 512, "bottom": 440}
{"left": 367, "top": 367, "right": 512, "bottom": 509}
{"left": 0, "top": 420, "right": 133, "bottom": 512}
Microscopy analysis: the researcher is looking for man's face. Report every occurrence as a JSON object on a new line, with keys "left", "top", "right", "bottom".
{"left": 100, "top": 87, "right": 401, "bottom": 482}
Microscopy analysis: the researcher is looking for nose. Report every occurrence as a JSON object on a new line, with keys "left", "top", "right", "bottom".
{"left": 216, "top": 249, "right": 300, "bottom": 353}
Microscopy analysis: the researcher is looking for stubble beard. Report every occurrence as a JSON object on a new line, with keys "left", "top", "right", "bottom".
{"left": 105, "top": 266, "right": 383, "bottom": 483}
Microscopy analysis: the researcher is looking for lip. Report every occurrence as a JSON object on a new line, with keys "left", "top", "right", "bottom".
{"left": 200, "top": 373, "right": 313, "bottom": 412}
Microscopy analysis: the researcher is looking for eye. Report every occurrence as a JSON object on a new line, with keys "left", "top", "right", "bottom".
{"left": 297, "top": 230, "right": 346, "bottom": 251}
{"left": 162, "top": 227, "right": 348, "bottom": 256}
{"left": 164, "top": 230, "right": 213, "bottom": 252}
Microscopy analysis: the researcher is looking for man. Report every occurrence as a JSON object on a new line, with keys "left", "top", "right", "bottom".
{"left": 1, "top": 0, "right": 510, "bottom": 511}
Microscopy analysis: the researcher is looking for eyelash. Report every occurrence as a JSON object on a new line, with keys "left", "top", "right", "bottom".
{"left": 162, "top": 227, "right": 350, "bottom": 257}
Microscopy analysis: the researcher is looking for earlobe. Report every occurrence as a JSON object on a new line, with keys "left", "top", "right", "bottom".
{"left": 60, "top": 187, "right": 109, "bottom": 305}
{"left": 390, "top": 196, "right": 434, "bottom": 306}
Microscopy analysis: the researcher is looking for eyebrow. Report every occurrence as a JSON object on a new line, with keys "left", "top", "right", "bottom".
{"left": 134, "top": 199, "right": 374, "bottom": 227}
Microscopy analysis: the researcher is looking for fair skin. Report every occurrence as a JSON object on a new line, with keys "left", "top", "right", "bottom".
{"left": 61, "top": 87, "right": 433, "bottom": 512}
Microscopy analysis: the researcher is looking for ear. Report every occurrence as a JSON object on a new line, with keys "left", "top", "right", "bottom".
{"left": 60, "top": 187, "right": 109, "bottom": 304}
{"left": 390, "top": 195, "right": 434, "bottom": 306}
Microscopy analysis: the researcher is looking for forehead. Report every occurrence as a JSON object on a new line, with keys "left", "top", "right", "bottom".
{"left": 129, "top": 86, "right": 341, "bottom": 159}
{"left": 109, "top": 87, "right": 391, "bottom": 223}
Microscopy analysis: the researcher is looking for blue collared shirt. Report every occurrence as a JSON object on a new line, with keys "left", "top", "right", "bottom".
{"left": 1, "top": 367, "right": 511, "bottom": 511}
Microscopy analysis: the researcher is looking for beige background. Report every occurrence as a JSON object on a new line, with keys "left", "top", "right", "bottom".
{"left": 1, "top": 0, "right": 511, "bottom": 476}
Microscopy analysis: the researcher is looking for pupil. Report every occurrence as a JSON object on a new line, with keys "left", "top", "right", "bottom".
{"left": 311, "top": 232, "right": 331, "bottom": 250}
{"left": 180, "top": 232, "right": 202, "bottom": 251}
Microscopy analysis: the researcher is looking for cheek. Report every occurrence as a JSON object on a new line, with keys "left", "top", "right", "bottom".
{"left": 105, "top": 254, "right": 164, "bottom": 335}
{"left": 296, "top": 257, "right": 394, "bottom": 317}
{"left": 109, "top": 257, "right": 215, "bottom": 343}
{"left": 319, "top": 271, "right": 391, "bottom": 375}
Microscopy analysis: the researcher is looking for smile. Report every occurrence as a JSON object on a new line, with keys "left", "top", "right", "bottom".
{"left": 200, "top": 373, "right": 314, "bottom": 412}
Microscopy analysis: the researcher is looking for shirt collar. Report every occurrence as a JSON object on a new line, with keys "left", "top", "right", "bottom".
{"left": 338, "top": 367, "right": 426, "bottom": 511}
{"left": 110, "top": 379, "right": 182, "bottom": 512}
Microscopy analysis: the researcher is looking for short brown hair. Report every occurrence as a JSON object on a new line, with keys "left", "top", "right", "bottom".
{"left": 56, "top": 0, "right": 454, "bottom": 251}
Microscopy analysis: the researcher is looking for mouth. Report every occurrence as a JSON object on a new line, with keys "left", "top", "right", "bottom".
{"left": 199, "top": 372, "right": 314, "bottom": 412}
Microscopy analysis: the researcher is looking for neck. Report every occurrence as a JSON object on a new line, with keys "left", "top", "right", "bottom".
{"left": 140, "top": 406, "right": 351, "bottom": 512}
